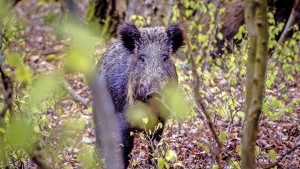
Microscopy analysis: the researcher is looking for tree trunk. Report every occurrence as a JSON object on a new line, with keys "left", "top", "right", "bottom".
{"left": 61, "top": 0, "right": 80, "bottom": 19}
{"left": 90, "top": 0, "right": 127, "bottom": 37}
{"left": 241, "top": 0, "right": 269, "bottom": 168}
{"left": 125, "top": 0, "right": 176, "bottom": 26}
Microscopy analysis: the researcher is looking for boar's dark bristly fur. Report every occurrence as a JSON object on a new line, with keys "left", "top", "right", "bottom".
{"left": 96, "top": 23, "right": 183, "bottom": 168}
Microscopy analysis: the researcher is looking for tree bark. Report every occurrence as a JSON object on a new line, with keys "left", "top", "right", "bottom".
{"left": 61, "top": 0, "right": 80, "bottom": 19}
{"left": 90, "top": 0, "right": 127, "bottom": 37}
{"left": 241, "top": 0, "right": 269, "bottom": 168}
{"left": 125, "top": 0, "right": 176, "bottom": 26}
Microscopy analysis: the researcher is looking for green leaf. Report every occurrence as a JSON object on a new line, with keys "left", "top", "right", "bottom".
{"left": 0, "top": 127, "right": 6, "bottom": 134}
{"left": 143, "top": 118, "right": 148, "bottom": 124}
{"left": 158, "top": 157, "right": 165, "bottom": 169}
{"left": 212, "top": 165, "right": 218, "bottom": 169}
{"left": 218, "top": 131, "right": 227, "bottom": 143}
{"left": 165, "top": 150, "right": 177, "bottom": 162}
{"left": 15, "top": 65, "right": 32, "bottom": 83}
{"left": 125, "top": 102, "right": 158, "bottom": 130}
{"left": 33, "top": 125, "right": 40, "bottom": 133}
{"left": 5, "top": 53, "right": 23, "bottom": 68}
{"left": 204, "top": 145, "right": 210, "bottom": 152}
{"left": 162, "top": 85, "right": 190, "bottom": 122}
{"left": 217, "top": 32, "right": 223, "bottom": 40}
{"left": 29, "top": 74, "right": 62, "bottom": 108}
{"left": 7, "top": 118, "right": 34, "bottom": 149}
{"left": 269, "top": 149, "right": 276, "bottom": 160}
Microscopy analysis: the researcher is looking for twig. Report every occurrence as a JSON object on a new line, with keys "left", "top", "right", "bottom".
{"left": 61, "top": 79, "right": 91, "bottom": 107}
{"left": 264, "top": 138, "right": 300, "bottom": 169}
{"left": 177, "top": 1, "right": 223, "bottom": 168}
{"left": 278, "top": 0, "right": 300, "bottom": 44}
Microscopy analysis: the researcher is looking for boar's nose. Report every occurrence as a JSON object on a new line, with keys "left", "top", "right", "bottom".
{"left": 145, "top": 92, "right": 163, "bottom": 101}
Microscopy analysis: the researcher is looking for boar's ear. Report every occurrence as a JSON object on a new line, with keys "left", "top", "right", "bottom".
{"left": 118, "top": 23, "right": 140, "bottom": 52}
{"left": 166, "top": 23, "right": 184, "bottom": 53}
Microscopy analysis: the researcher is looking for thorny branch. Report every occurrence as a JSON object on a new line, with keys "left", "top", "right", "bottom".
{"left": 177, "top": 1, "right": 223, "bottom": 168}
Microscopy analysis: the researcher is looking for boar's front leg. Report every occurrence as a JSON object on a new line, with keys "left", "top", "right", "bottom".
{"left": 121, "top": 128, "right": 134, "bottom": 168}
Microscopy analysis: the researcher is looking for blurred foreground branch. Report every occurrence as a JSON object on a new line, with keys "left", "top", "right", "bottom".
{"left": 90, "top": 76, "right": 123, "bottom": 169}
{"left": 177, "top": 1, "right": 223, "bottom": 168}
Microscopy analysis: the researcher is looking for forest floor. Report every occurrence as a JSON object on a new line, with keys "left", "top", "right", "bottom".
{"left": 7, "top": 0, "right": 300, "bottom": 168}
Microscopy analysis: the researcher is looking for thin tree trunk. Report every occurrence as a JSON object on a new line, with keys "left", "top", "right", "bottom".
{"left": 244, "top": 0, "right": 256, "bottom": 116}
{"left": 241, "top": 0, "right": 269, "bottom": 168}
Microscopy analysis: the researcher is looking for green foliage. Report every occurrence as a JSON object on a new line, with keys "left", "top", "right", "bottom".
{"left": 173, "top": 1, "right": 299, "bottom": 167}
{"left": 130, "top": 15, "right": 149, "bottom": 27}
{"left": 0, "top": 3, "right": 103, "bottom": 167}
{"left": 162, "top": 85, "right": 191, "bottom": 122}
{"left": 77, "top": 144, "right": 99, "bottom": 169}
{"left": 59, "top": 20, "right": 97, "bottom": 79}
{"left": 6, "top": 118, "right": 34, "bottom": 149}
{"left": 126, "top": 102, "right": 159, "bottom": 131}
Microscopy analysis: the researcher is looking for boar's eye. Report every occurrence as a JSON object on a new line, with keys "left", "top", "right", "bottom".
{"left": 163, "top": 55, "right": 169, "bottom": 62}
{"left": 138, "top": 55, "right": 146, "bottom": 62}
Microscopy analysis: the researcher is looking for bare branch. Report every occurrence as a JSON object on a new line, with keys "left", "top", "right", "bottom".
{"left": 278, "top": 0, "right": 300, "bottom": 44}
{"left": 61, "top": 79, "right": 90, "bottom": 107}
{"left": 264, "top": 138, "right": 300, "bottom": 169}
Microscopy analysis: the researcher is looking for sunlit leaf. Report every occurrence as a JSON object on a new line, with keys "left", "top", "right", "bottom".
{"left": 158, "top": 157, "right": 165, "bottom": 169}
{"left": 5, "top": 53, "right": 22, "bottom": 67}
{"left": 125, "top": 102, "right": 158, "bottom": 131}
{"left": 15, "top": 65, "right": 32, "bottom": 83}
{"left": 7, "top": 118, "right": 34, "bottom": 149}
{"left": 29, "top": 74, "right": 61, "bottom": 103}
{"left": 218, "top": 131, "right": 227, "bottom": 143}
{"left": 269, "top": 149, "right": 276, "bottom": 160}
{"left": 162, "top": 85, "right": 190, "bottom": 122}
{"left": 165, "top": 150, "right": 177, "bottom": 162}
